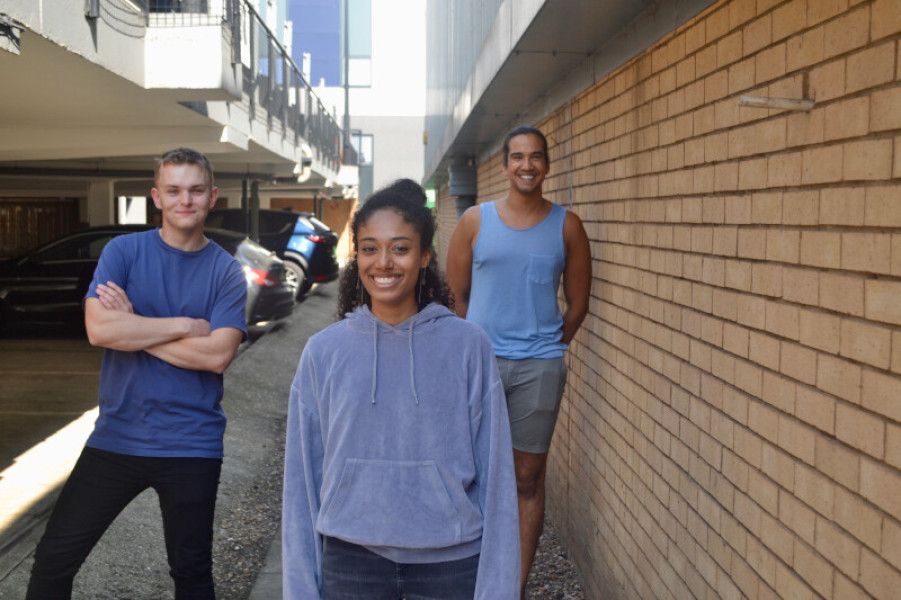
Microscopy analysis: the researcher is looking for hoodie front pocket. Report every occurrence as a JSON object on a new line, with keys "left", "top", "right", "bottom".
{"left": 320, "top": 459, "right": 471, "bottom": 549}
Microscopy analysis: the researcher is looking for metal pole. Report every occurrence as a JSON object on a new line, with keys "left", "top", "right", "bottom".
{"left": 250, "top": 181, "right": 260, "bottom": 243}
{"left": 343, "top": 0, "right": 351, "bottom": 151}
{"left": 241, "top": 179, "right": 249, "bottom": 231}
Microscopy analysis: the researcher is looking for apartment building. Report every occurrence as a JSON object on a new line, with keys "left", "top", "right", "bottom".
{"left": 0, "top": 0, "right": 346, "bottom": 256}
{"left": 425, "top": 0, "right": 901, "bottom": 598}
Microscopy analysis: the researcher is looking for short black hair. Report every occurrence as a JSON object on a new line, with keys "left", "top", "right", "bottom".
{"left": 502, "top": 126, "right": 549, "bottom": 166}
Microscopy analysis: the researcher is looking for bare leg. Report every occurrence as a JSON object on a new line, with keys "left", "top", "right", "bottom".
{"left": 514, "top": 449, "right": 548, "bottom": 600}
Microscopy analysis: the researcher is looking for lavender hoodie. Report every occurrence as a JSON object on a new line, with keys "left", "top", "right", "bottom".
{"left": 282, "top": 303, "right": 520, "bottom": 598}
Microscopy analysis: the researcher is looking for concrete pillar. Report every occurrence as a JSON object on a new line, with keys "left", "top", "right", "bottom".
{"left": 250, "top": 180, "right": 260, "bottom": 242}
{"left": 86, "top": 181, "right": 116, "bottom": 226}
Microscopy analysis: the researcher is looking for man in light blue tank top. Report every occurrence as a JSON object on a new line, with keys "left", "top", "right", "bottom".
{"left": 447, "top": 127, "right": 592, "bottom": 599}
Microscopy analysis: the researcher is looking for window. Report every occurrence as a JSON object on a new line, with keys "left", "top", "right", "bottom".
{"left": 344, "top": 0, "right": 371, "bottom": 87}
{"left": 351, "top": 132, "right": 373, "bottom": 165}
{"left": 351, "top": 132, "right": 374, "bottom": 200}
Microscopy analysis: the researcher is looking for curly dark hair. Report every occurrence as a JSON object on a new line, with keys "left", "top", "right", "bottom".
{"left": 337, "top": 179, "right": 454, "bottom": 319}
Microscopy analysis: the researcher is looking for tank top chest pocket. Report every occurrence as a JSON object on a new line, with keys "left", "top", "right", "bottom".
{"left": 527, "top": 253, "right": 557, "bottom": 285}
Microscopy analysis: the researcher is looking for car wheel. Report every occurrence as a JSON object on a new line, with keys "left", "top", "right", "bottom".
{"left": 284, "top": 261, "right": 307, "bottom": 300}
{"left": 298, "top": 271, "right": 314, "bottom": 296}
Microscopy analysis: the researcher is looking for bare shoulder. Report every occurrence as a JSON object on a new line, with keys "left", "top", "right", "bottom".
{"left": 562, "top": 208, "right": 588, "bottom": 239}
{"left": 452, "top": 204, "right": 482, "bottom": 241}
{"left": 460, "top": 204, "right": 482, "bottom": 227}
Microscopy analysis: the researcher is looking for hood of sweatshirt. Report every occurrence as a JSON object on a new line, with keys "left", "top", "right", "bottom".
{"left": 344, "top": 303, "right": 458, "bottom": 405}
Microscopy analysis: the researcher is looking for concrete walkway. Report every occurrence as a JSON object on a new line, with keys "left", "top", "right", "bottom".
{"left": 249, "top": 533, "right": 283, "bottom": 598}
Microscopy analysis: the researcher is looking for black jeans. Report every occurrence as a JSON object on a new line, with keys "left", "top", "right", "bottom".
{"left": 321, "top": 536, "right": 480, "bottom": 600}
{"left": 26, "top": 447, "right": 222, "bottom": 600}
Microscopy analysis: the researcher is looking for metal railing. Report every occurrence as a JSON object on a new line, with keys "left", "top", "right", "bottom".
{"left": 145, "top": 0, "right": 356, "bottom": 170}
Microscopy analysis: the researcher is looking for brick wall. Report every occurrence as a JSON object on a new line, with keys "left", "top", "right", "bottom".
{"left": 435, "top": 0, "right": 901, "bottom": 597}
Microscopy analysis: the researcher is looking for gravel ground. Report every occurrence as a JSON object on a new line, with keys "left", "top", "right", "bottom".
{"left": 211, "top": 425, "right": 286, "bottom": 598}
{"left": 528, "top": 519, "right": 585, "bottom": 600}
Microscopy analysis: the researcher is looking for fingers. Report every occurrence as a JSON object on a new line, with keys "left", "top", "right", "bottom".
{"left": 96, "top": 281, "right": 134, "bottom": 313}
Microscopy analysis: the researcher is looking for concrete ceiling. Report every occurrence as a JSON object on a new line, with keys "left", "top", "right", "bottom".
{"left": 0, "top": 29, "right": 329, "bottom": 198}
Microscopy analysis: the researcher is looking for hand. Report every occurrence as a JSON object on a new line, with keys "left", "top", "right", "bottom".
{"left": 96, "top": 282, "right": 133, "bottom": 314}
{"left": 184, "top": 318, "right": 212, "bottom": 338}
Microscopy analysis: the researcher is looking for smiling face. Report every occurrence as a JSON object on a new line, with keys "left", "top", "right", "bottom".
{"left": 502, "top": 133, "right": 549, "bottom": 196}
{"left": 356, "top": 208, "right": 431, "bottom": 325}
{"left": 151, "top": 162, "right": 218, "bottom": 241}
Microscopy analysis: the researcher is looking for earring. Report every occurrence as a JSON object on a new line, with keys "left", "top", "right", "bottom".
{"left": 418, "top": 268, "right": 425, "bottom": 306}
{"left": 355, "top": 262, "right": 363, "bottom": 305}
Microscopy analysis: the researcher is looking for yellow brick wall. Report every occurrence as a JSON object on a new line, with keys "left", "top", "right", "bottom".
{"left": 435, "top": 0, "right": 901, "bottom": 597}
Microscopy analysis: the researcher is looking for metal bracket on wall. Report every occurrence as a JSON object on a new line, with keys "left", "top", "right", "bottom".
{"left": 738, "top": 95, "right": 815, "bottom": 111}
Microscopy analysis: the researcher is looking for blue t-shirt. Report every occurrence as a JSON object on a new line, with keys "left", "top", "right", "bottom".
{"left": 84, "top": 229, "right": 247, "bottom": 458}
{"left": 466, "top": 202, "right": 567, "bottom": 359}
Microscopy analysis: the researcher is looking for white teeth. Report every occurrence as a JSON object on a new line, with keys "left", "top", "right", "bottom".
{"left": 374, "top": 276, "right": 397, "bottom": 284}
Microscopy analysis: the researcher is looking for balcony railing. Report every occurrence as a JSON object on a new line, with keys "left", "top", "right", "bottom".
{"left": 143, "top": 0, "right": 354, "bottom": 170}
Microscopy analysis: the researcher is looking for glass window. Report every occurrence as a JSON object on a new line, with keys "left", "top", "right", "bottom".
{"left": 351, "top": 132, "right": 373, "bottom": 165}
{"left": 344, "top": 0, "right": 371, "bottom": 87}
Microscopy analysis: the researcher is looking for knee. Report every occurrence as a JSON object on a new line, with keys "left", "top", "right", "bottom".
{"left": 27, "top": 545, "right": 81, "bottom": 600}
{"left": 515, "top": 470, "right": 544, "bottom": 499}
{"left": 31, "top": 541, "right": 84, "bottom": 578}
{"left": 513, "top": 453, "right": 548, "bottom": 500}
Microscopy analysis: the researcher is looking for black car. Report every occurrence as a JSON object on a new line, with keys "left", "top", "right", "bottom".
{"left": 0, "top": 225, "right": 293, "bottom": 331}
{"left": 205, "top": 208, "right": 340, "bottom": 299}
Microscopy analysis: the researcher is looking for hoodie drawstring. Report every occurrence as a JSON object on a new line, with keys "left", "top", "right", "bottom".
{"left": 359, "top": 305, "right": 434, "bottom": 406}
{"left": 371, "top": 318, "right": 378, "bottom": 404}
{"left": 409, "top": 321, "right": 419, "bottom": 405}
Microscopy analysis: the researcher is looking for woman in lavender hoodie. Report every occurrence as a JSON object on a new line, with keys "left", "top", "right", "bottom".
{"left": 282, "top": 179, "right": 520, "bottom": 599}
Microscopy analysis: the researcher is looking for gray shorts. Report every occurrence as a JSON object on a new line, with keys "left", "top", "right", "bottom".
{"left": 496, "top": 356, "right": 567, "bottom": 454}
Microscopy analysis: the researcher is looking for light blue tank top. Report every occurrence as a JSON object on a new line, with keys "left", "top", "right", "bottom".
{"left": 466, "top": 201, "right": 567, "bottom": 359}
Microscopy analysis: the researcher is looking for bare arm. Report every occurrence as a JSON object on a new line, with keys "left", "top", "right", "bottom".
{"left": 561, "top": 211, "right": 592, "bottom": 345}
{"left": 85, "top": 294, "right": 209, "bottom": 352}
{"left": 445, "top": 206, "right": 480, "bottom": 318}
{"left": 87, "top": 282, "right": 242, "bottom": 373}
{"left": 144, "top": 327, "right": 244, "bottom": 374}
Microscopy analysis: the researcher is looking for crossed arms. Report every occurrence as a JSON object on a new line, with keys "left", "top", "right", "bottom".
{"left": 85, "top": 282, "right": 243, "bottom": 374}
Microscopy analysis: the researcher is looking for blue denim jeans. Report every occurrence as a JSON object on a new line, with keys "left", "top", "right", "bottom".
{"left": 26, "top": 447, "right": 222, "bottom": 600}
{"left": 321, "top": 536, "right": 479, "bottom": 600}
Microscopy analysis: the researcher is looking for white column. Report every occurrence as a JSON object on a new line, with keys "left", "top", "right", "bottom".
{"left": 86, "top": 181, "right": 116, "bottom": 226}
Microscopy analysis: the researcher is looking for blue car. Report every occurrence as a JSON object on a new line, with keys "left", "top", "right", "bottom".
{"left": 205, "top": 208, "right": 340, "bottom": 300}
